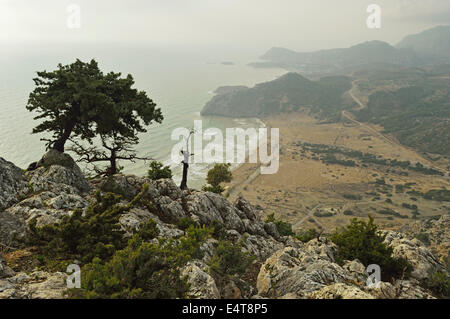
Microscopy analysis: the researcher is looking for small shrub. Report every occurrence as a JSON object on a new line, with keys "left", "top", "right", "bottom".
{"left": 177, "top": 217, "right": 200, "bottom": 231}
{"left": 415, "top": 232, "right": 430, "bottom": 246}
{"left": 71, "top": 225, "right": 212, "bottom": 299}
{"left": 27, "top": 185, "right": 149, "bottom": 265}
{"left": 296, "top": 229, "right": 318, "bottom": 243}
{"left": 208, "top": 240, "right": 255, "bottom": 276}
{"left": 330, "top": 216, "right": 412, "bottom": 281}
{"left": 202, "top": 185, "right": 225, "bottom": 194}
{"left": 314, "top": 211, "right": 334, "bottom": 217}
{"left": 210, "top": 221, "right": 227, "bottom": 240}
{"left": 138, "top": 219, "right": 159, "bottom": 241}
{"left": 202, "top": 163, "right": 232, "bottom": 194}
{"left": 343, "top": 194, "right": 362, "bottom": 200}
{"left": 265, "top": 213, "right": 295, "bottom": 236}
{"left": 426, "top": 272, "right": 450, "bottom": 298}
{"left": 148, "top": 161, "right": 172, "bottom": 180}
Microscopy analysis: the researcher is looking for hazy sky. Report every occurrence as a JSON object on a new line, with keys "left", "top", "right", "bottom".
{"left": 1, "top": 0, "right": 449, "bottom": 54}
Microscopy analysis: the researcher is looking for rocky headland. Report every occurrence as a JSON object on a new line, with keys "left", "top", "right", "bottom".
{"left": 0, "top": 151, "right": 448, "bottom": 299}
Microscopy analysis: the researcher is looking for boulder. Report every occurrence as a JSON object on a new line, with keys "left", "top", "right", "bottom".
{"left": 28, "top": 164, "right": 90, "bottom": 195}
{"left": 0, "top": 210, "right": 27, "bottom": 247}
{"left": 5, "top": 191, "right": 88, "bottom": 229}
{"left": 119, "top": 208, "right": 183, "bottom": 239}
{"left": 0, "top": 254, "right": 14, "bottom": 279}
{"left": 0, "top": 157, "right": 29, "bottom": 210}
{"left": 36, "top": 149, "right": 77, "bottom": 169}
{"left": 181, "top": 261, "right": 220, "bottom": 299}
{"left": 257, "top": 243, "right": 353, "bottom": 297}
{"left": 383, "top": 231, "right": 447, "bottom": 280}
{"left": 97, "top": 175, "right": 139, "bottom": 200}
{"left": 0, "top": 271, "right": 67, "bottom": 299}
{"left": 342, "top": 259, "right": 367, "bottom": 283}
{"left": 155, "top": 196, "right": 186, "bottom": 224}
{"left": 234, "top": 196, "right": 260, "bottom": 221}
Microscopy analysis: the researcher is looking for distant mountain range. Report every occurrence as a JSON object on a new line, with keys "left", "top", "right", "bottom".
{"left": 396, "top": 25, "right": 450, "bottom": 60}
{"left": 249, "top": 26, "right": 450, "bottom": 75}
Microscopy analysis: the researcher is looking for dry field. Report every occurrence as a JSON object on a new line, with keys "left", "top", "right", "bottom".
{"left": 225, "top": 112, "right": 450, "bottom": 233}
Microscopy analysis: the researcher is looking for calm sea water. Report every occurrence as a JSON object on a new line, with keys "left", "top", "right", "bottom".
{"left": 0, "top": 43, "right": 285, "bottom": 188}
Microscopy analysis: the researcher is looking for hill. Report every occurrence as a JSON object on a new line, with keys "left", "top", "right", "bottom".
{"left": 396, "top": 25, "right": 450, "bottom": 60}
{"left": 201, "top": 73, "right": 351, "bottom": 119}
{"left": 250, "top": 41, "right": 422, "bottom": 74}
{"left": 250, "top": 26, "right": 450, "bottom": 75}
{"left": 356, "top": 74, "right": 450, "bottom": 156}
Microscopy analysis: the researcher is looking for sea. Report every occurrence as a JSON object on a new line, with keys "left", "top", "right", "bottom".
{"left": 0, "top": 42, "right": 285, "bottom": 188}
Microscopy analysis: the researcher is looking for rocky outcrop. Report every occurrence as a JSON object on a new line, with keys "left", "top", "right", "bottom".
{"left": 255, "top": 235, "right": 444, "bottom": 299}
{"left": 0, "top": 254, "right": 14, "bottom": 279}
{"left": 181, "top": 261, "right": 220, "bottom": 299}
{"left": 0, "top": 211, "right": 28, "bottom": 248}
{"left": 399, "top": 215, "right": 449, "bottom": 263}
{"left": 0, "top": 157, "right": 29, "bottom": 210}
{"left": 307, "top": 283, "right": 374, "bottom": 299}
{"left": 256, "top": 240, "right": 359, "bottom": 298}
{"left": 0, "top": 271, "right": 67, "bottom": 299}
{"left": 383, "top": 231, "right": 446, "bottom": 280}
{"left": 0, "top": 153, "right": 446, "bottom": 300}
{"left": 1, "top": 152, "right": 91, "bottom": 246}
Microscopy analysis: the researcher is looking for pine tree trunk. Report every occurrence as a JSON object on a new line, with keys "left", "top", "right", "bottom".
{"left": 180, "top": 162, "right": 189, "bottom": 190}
{"left": 109, "top": 151, "right": 117, "bottom": 176}
{"left": 53, "top": 121, "right": 75, "bottom": 152}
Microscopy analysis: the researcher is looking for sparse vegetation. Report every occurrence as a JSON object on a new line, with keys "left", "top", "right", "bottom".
{"left": 425, "top": 272, "right": 450, "bottom": 299}
{"left": 208, "top": 239, "right": 255, "bottom": 277}
{"left": 265, "top": 213, "right": 295, "bottom": 236}
{"left": 70, "top": 224, "right": 212, "bottom": 299}
{"left": 28, "top": 185, "right": 150, "bottom": 266}
{"left": 331, "top": 216, "right": 412, "bottom": 281}
{"left": 295, "top": 229, "right": 319, "bottom": 243}
{"left": 202, "top": 163, "right": 233, "bottom": 194}
{"left": 148, "top": 161, "right": 173, "bottom": 180}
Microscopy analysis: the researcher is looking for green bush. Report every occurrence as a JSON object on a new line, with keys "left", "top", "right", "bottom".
{"left": 296, "top": 228, "right": 318, "bottom": 243}
{"left": 137, "top": 219, "right": 160, "bottom": 241}
{"left": 343, "top": 210, "right": 354, "bottom": 216}
{"left": 147, "top": 161, "right": 172, "bottom": 180}
{"left": 202, "top": 185, "right": 225, "bottom": 194}
{"left": 415, "top": 232, "right": 430, "bottom": 246}
{"left": 177, "top": 217, "right": 200, "bottom": 231}
{"left": 28, "top": 185, "right": 149, "bottom": 265}
{"left": 265, "top": 213, "right": 295, "bottom": 236}
{"left": 210, "top": 221, "right": 227, "bottom": 240}
{"left": 208, "top": 239, "right": 255, "bottom": 276}
{"left": 71, "top": 225, "right": 212, "bottom": 299}
{"left": 330, "top": 216, "right": 412, "bottom": 281}
{"left": 314, "top": 211, "right": 334, "bottom": 217}
{"left": 426, "top": 272, "right": 450, "bottom": 298}
{"left": 202, "top": 163, "right": 232, "bottom": 194}
{"left": 343, "top": 194, "right": 362, "bottom": 200}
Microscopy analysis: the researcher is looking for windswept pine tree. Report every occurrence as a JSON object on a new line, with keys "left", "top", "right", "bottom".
{"left": 26, "top": 59, "right": 163, "bottom": 174}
